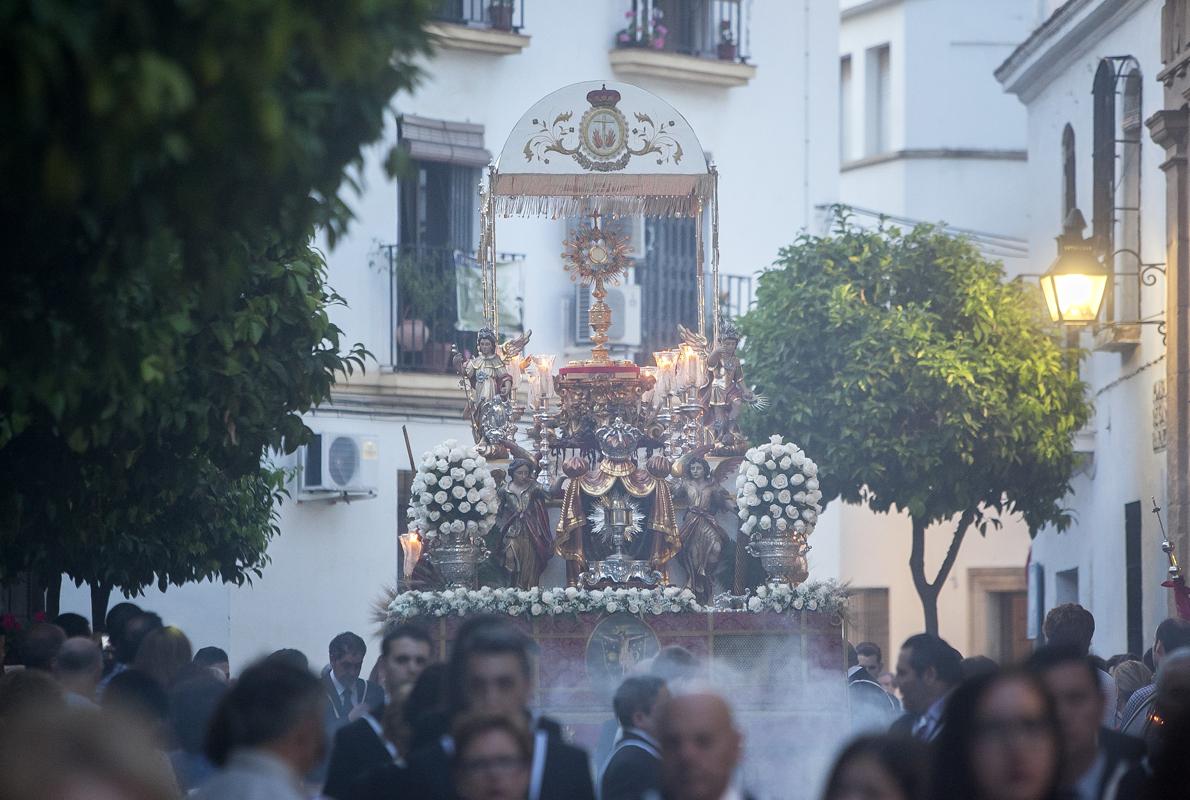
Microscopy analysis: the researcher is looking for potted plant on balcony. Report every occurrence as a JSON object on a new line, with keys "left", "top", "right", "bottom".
{"left": 488, "top": 0, "right": 515, "bottom": 32}
{"left": 717, "top": 20, "right": 736, "bottom": 61}
{"left": 396, "top": 249, "right": 455, "bottom": 368}
{"left": 615, "top": 7, "right": 667, "bottom": 50}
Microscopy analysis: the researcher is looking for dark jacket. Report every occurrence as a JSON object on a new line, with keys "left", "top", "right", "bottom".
{"left": 600, "top": 729, "right": 661, "bottom": 800}
{"left": 1094, "top": 727, "right": 1145, "bottom": 799}
{"left": 322, "top": 672, "right": 385, "bottom": 722}
{"left": 401, "top": 715, "right": 595, "bottom": 800}
{"left": 322, "top": 716, "right": 394, "bottom": 800}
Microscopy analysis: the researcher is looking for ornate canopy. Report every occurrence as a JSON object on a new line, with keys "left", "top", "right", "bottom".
{"left": 490, "top": 81, "right": 713, "bottom": 219}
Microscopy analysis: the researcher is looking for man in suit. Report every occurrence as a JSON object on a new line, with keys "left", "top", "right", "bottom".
{"left": 890, "top": 633, "right": 962, "bottom": 742}
{"left": 601, "top": 676, "right": 667, "bottom": 800}
{"left": 1028, "top": 645, "right": 1144, "bottom": 800}
{"left": 854, "top": 641, "right": 883, "bottom": 680}
{"left": 651, "top": 691, "right": 753, "bottom": 800}
{"left": 400, "top": 619, "right": 595, "bottom": 800}
{"left": 323, "top": 631, "right": 385, "bottom": 730}
{"left": 846, "top": 642, "right": 899, "bottom": 731}
{"left": 322, "top": 624, "right": 434, "bottom": 799}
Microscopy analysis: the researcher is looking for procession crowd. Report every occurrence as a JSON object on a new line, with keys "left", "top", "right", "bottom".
{"left": 0, "top": 601, "right": 1187, "bottom": 800}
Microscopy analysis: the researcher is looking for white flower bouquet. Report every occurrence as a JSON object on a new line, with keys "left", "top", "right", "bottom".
{"left": 406, "top": 439, "right": 498, "bottom": 542}
{"left": 735, "top": 435, "right": 823, "bottom": 541}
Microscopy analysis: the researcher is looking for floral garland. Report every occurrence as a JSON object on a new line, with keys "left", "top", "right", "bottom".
{"left": 385, "top": 581, "right": 847, "bottom": 621}
{"left": 736, "top": 435, "right": 823, "bottom": 539}
{"left": 406, "top": 439, "right": 497, "bottom": 542}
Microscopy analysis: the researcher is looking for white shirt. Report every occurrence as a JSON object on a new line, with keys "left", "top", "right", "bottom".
{"left": 328, "top": 671, "right": 353, "bottom": 707}
{"left": 191, "top": 749, "right": 308, "bottom": 800}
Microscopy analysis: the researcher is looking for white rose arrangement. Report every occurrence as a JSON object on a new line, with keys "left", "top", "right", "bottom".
{"left": 385, "top": 582, "right": 846, "bottom": 620}
{"left": 735, "top": 435, "right": 823, "bottom": 540}
{"left": 407, "top": 439, "right": 498, "bottom": 542}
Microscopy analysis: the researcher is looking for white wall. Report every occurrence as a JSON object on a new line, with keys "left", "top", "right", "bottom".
{"left": 1006, "top": 0, "right": 1169, "bottom": 655}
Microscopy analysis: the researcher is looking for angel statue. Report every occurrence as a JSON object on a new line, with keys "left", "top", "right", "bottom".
{"left": 488, "top": 440, "right": 564, "bottom": 589}
{"left": 670, "top": 448, "right": 741, "bottom": 603}
{"left": 452, "top": 327, "right": 532, "bottom": 458}
{"left": 679, "top": 320, "right": 765, "bottom": 455}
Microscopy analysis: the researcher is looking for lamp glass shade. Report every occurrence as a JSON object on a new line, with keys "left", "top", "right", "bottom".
{"left": 1040, "top": 248, "right": 1109, "bottom": 324}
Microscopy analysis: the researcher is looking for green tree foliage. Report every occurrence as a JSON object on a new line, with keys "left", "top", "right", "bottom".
{"left": 0, "top": 0, "right": 432, "bottom": 614}
{"left": 740, "top": 211, "right": 1091, "bottom": 633}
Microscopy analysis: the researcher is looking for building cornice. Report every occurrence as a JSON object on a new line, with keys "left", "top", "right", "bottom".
{"left": 841, "top": 148, "right": 1027, "bottom": 172}
{"left": 996, "top": 0, "right": 1149, "bottom": 102}
{"left": 840, "top": 0, "right": 903, "bottom": 22}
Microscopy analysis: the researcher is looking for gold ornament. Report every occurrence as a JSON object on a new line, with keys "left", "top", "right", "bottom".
{"left": 562, "top": 221, "right": 633, "bottom": 363}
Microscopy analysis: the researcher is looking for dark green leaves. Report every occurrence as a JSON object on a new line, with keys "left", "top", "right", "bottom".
{"left": 740, "top": 209, "right": 1090, "bottom": 535}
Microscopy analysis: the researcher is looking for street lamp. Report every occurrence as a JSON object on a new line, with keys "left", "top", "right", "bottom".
{"left": 1040, "top": 209, "right": 1109, "bottom": 325}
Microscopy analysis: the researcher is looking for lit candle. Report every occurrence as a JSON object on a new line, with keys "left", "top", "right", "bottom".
{"left": 527, "top": 372, "right": 541, "bottom": 409}
{"left": 533, "top": 354, "right": 556, "bottom": 399}
{"left": 677, "top": 344, "right": 698, "bottom": 390}
{"left": 653, "top": 350, "right": 676, "bottom": 396}
{"left": 399, "top": 531, "right": 423, "bottom": 581}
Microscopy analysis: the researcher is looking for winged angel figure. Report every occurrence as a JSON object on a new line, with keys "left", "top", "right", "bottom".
{"left": 677, "top": 322, "right": 767, "bottom": 454}
{"left": 670, "top": 445, "right": 745, "bottom": 602}
{"left": 452, "top": 328, "right": 532, "bottom": 456}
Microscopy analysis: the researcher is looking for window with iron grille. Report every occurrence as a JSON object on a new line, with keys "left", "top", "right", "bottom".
{"left": 391, "top": 115, "right": 490, "bottom": 372}
{"left": 638, "top": 216, "right": 698, "bottom": 358}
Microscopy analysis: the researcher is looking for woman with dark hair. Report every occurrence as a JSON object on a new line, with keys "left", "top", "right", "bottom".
{"left": 821, "top": 734, "right": 929, "bottom": 800}
{"left": 451, "top": 712, "right": 533, "bottom": 800}
{"left": 932, "top": 669, "right": 1063, "bottom": 800}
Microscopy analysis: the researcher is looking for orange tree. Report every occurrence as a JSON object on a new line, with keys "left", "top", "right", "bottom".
{"left": 740, "top": 210, "right": 1090, "bottom": 634}
{"left": 0, "top": 0, "right": 431, "bottom": 621}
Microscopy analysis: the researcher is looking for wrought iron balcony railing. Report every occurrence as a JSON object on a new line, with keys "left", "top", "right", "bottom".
{"left": 616, "top": 0, "right": 749, "bottom": 64}
{"left": 434, "top": 0, "right": 525, "bottom": 33}
{"left": 379, "top": 244, "right": 526, "bottom": 373}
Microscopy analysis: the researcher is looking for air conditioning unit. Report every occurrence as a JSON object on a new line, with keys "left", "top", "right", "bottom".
{"left": 574, "top": 280, "right": 642, "bottom": 347}
{"left": 297, "top": 433, "right": 379, "bottom": 500}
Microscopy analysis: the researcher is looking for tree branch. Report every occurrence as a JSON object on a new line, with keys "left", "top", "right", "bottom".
{"left": 929, "top": 507, "right": 975, "bottom": 592}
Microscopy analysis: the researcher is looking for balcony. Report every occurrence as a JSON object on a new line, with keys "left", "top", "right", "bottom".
{"left": 428, "top": 0, "right": 530, "bottom": 55}
{"left": 611, "top": 0, "right": 756, "bottom": 87}
{"left": 380, "top": 244, "right": 526, "bottom": 373}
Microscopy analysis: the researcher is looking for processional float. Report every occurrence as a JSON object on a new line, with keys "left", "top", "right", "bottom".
{"left": 405, "top": 81, "right": 821, "bottom": 601}
{"left": 392, "top": 84, "right": 844, "bottom": 793}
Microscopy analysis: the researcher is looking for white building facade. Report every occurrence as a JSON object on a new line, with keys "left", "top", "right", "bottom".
{"left": 996, "top": 0, "right": 1175, "bottom": 657}
{"left": 61, "top": 0, "right": 840, "bottom": 670}
{"left": 809, "top": 0, "right": 1043, "bottom": 664}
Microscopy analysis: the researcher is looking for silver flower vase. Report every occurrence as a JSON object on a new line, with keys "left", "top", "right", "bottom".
{"left": 746, "top": 533, "right": 811, "bottom": 587}
{"left": 427, "top": 533, "right": 490, "bottom": 589}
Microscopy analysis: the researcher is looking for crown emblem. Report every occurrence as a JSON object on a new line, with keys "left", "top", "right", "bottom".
{"left": 597, "top": 417, "right": 641, "bottom": 460}
{"left": 586, "top": 84, "right": 621, "bottom": 108}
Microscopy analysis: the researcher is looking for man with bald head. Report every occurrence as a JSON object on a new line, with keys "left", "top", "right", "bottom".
{"left": 53, "top": 637, "right": 104, "bottom": 707}
{"left": 650, "top": 691, "right": 750, "bottom": 800}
